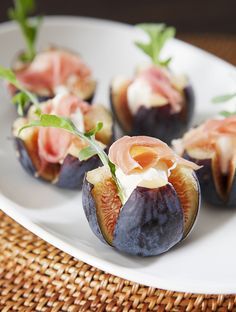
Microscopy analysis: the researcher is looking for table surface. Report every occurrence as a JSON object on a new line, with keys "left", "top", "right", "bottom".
{"left": 0, "top": 0, "right": 236, "bottom": 34}
{"left": 0, "top": 35, "right": 236, "bottom": 311}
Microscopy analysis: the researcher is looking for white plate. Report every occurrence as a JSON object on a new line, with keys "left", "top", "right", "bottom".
{"left": 0, "top": 16, "right": 236, "bottom": 295}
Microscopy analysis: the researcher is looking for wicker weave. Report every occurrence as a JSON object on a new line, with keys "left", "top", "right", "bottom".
{"left": 1, "top": 212, "right": 236, "bottom": 312}
{"left": 1, "top": 35, "right": 236, "bottom": 312}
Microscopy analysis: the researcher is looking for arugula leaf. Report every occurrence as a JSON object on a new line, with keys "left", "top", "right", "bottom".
{"left": 78, "top": 146, "right": 97, "bottom": 161}
{"left": 220, "top": 110, "right": 236, "bottom": 117}
{"left": 0, "top": 66, "right": 21, "bottom": 87}
{"left": 0, "top": 65, "right": 40, "bottom": 115}
{"left": 8, "top": 0, "right": 42, "bottom": 62}
{"left": 84, "top": 122, "right": 103, "bottom": 138}
{"left": 19, "top": 114, "right": 125, "bottom": 202}
{"left": 135, "top": 23, "right": 175, "bottom": 66}
{"left": 212, "top": 93, "right": 236, "bottom": 104}
{"left": 212, "top": 92, "right": 236, "bottom": 117}
{"left": 12, "top": 91, "right": 29, "bottom": 115}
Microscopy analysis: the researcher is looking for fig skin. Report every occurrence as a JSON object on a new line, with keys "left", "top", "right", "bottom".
{"left": 15, "top": 137, "right": 38, "bottom": 177}
{"left": 56, "top": 154, "right": 102, "bottom": 189}
{"left": 110, "top": 84, "right": 195, "bottom": 144}
{"left": 14, "top": 136, "right": 102, "bottom": 189}
{"left": 82, "top": 177, "right": 186, "bottom": 256}
{"left": 112, "top": 185, "right": 184, "bottom": 256}
{"left": 185, "top": 152, "right": 236, "bottom": 207}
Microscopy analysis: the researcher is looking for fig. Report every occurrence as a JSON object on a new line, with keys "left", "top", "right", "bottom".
{"left": 13, "top": 99, "right": 113, "bottom": 189}
{"left": 185, "top": 149, "right": 236, "bottom": 207}
{"left": 172, "top": 116, "right": 236, "bottom": 207}
{"left": 110, "top": 76, "right": 195, "bottom": 144}
{"left": 11, "top": 48, "right": 96, "bottom": 115}
{"left": 82, "top": 164, "right": 200, "bottom": 256}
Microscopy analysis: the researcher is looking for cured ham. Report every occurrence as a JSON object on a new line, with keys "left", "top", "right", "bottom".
{"left": 38, "top": 94, "right": 90, "bottom": 164}
{"left": 174, "top": 116, "right": 236, "bottom": 151}
{"left": 138, "top": 66, "right": 183, "bottom": 113}
{"left": 15, "top": 49, "right": 92, "bottom": 94}
{"left": 108, "top": 135, "right": 200, "bottom": 175}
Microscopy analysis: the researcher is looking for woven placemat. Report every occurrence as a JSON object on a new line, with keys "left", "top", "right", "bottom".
{"left": 1, "top": 35, "right": 236, "bottom": 312}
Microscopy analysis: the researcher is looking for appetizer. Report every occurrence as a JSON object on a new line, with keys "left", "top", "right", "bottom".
{"left": 110, "top": 24, "right": 195, "bottom": 143}
{"left": 13, "top": 92, "right": 113, "bottom": 189}
{"left": 83, "top": 136, "right": 200, "bottom": 256}
{"left": 18, "top": 102, "right": 200, "bottom": 256}
{"left": 8, "top": 0, "right": 96, "bottom": 115}
{"left": 173, "top": 116, "right": 236, "bottom": 206}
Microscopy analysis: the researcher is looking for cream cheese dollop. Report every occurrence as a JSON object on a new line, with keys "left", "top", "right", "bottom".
{"left": 127, "top": 78, "right": 168, "bottom": 115}
{"left": 116, "top": 161, "right": 174, "bottom": 203}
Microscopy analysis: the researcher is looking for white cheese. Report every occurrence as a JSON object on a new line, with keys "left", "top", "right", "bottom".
{"left": 54, "top": 85, "right": 69, "bottom": 96}
{"left": 112, "top": 76, "right": 129, "bottom": 91}
{"left": 127, "top": 78, "right": 168, "bottom": 114}
{"left": 116, "top": 162, "right": 171, "bottom": 203}
{"left": 215, "top": 136, "right": 235, "bottom": 174}
{"left": 70, "top": 107, "right": 85, "bottom": 133}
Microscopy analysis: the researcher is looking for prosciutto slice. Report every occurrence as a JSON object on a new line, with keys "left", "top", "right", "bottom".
{"left": 138, "top": 66, "right": 183, "bottom": 112}
{"left": 38, "top": 94, "right": 90, "bottom": 163}
{"left": 16, "top": 49, "right": 91, "bottom": 93}
{"left": 108, "top": 135, "right": 200, "bottom": 175}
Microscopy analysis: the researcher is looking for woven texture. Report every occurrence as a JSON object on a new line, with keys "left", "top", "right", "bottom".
{"left": 1, "top": 35, "right": 236, "bottom": 311}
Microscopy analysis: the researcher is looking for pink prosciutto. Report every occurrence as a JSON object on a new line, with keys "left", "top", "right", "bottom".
{"left": 108, "top": 135, "right": 200, "bottom": 175}
{"left": 176, "top": 116, "right": 236, "bottom": 150}
{"left": 16, "top": 49, "right": 91, "bottom": 94}
{"left": 136, "top": 66, "right": 183, "bottom": 113}
{"left": 38, "top": 94, "right": 90, "bottom": 164}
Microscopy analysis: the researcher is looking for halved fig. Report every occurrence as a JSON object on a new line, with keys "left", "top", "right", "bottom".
{"left": 82, "top": 163, "right": 200, "bottom": 256}
{"left": 10, "top": 48, "right": 96, "bottom": 115}
{"left": 110, "top": 70, "right": 195, "bottom": 144}
{"left": 13, "top": 95, "right": 113, "bottom": 189}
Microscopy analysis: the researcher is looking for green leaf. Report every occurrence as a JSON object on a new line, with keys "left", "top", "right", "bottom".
{"left": 219, "top": 110, "right": 236, "bottom": 117}
{"left": 12, "top": 91, "right": 30, "bottom": 115}
{"left": 84, "top": 122, "right": 103, "bottom": 137}
{"left": 135, "top": 23, "right": 175, "bottom": 66}
{"left": 212, "top": 93, "right": 236, "bottom": 104}
{"left": 19, "top": 114, "right": 125, "bottom": 202}
{"left": 78, "top": 146, "right": 97, "bottom": 161}
{"left": 8, "top": 0, "right": 42, "bottom": 62}
{"left": 0, "top": 66, "right": 20, "bottom": 87}
{"left": 0, "top": 66, "right": 40, "bottom": 115}
{"left": 19, "top": 114, "right": 75, "bottom": 134}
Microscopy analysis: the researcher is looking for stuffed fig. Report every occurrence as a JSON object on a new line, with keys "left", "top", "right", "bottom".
{"left": 110, "top": 24, "right": 195, "bottom": 143}
{"left": 13, "top": 92, "right": 113, "bottom": 189}
{"left": 172, "top": 116, "right": 236, "bottom": 207}
{"left": 83, "top": 135, "right": 200, "bottom": 256}
{"left": 10, "top": 48, "right": 96, "bottom": 115}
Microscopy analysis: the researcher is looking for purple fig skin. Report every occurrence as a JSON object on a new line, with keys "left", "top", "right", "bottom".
{"left": 132, "top": 86, "right": 195, "bottom": 144}
{"left": 113, "top": 185, "right": 184, "bottom": 256}
{"left": 14, "top": 137, "right": 103, "bottom": 189}
{"left": 82, "top": 178, "right": 184, "bottom": 256}
{"left": 56, "top": 154, "right": 102, "bottom": 189}
{"left": 110, "top": 85, "right": 194, "bottom": 144}
{"left": 15, "top": 137, "right": 37, "bottom": 176}
{"left": 82, "top": 179, "right": 107, "bottom": 244}
{"left": 185, "top": 153, "right": 236, "bottom": 207}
